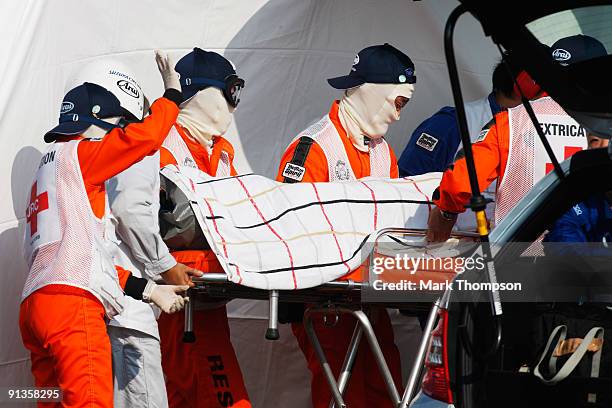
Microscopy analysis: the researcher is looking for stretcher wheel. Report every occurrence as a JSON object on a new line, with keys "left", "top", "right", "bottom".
{"left": 182, "top": 331, "right": 196, "bottom": 343}
{"left": 265, "top": 328, "right": 280, "bottom": 341}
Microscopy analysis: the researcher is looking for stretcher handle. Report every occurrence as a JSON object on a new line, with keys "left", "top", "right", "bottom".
{"left": 182, "top": 288, "right": 195, "bottom": 343}
{"left": 265, "top": 290, "right": 280, "bottom": 340}
{"left": 371, "top": 227, "right": 479, "bottom": 249}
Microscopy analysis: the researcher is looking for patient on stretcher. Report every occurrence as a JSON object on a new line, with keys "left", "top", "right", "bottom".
{"left": 158, "top": 165, "right": 481, "bottom": 289}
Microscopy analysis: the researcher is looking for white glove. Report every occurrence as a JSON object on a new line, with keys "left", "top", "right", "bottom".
{"left": 143, "top": 280, "right": 189, "bottom": 314}
{"left": 155, "top": 50, "right": 181, "bottom": 92}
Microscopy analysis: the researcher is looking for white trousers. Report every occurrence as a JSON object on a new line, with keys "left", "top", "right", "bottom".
{"left": 108, "top": 325, "right": 169, "bottom": 408}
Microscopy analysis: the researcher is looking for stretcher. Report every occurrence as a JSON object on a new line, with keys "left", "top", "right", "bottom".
{"left": 181, "top": 227, "right": 479, "bottom": 408}
{"left": 160, "top": 166, "right": 481, "bottom": 406}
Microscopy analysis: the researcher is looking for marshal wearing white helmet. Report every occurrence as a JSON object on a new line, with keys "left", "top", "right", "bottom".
{"left": 65, "top": 60, "right": 146, "bottom": 120}
{"left": 19, "top": 51, "right": 188, "bottom": 408}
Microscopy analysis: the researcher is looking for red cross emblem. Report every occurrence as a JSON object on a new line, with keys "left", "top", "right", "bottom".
{"left": 545, "top": 146, "right": 583, "bottom": 175}
{"left": 26, "top": 182, "right": 49, "bottom": 236}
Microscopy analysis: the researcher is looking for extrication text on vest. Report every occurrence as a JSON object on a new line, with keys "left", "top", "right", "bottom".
{"left": 38, "top": 151, "right": 56, "bottom": 169}
{"left": 208, "top": 355, "right": 235, "bottom": 407}
{"left": 541, "top": 122, "right": 586, "bottom": 137}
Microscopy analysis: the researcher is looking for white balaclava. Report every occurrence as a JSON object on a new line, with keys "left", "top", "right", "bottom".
{"left": 82, "top": 117, "right": 121, "bottom": 139}
{"left": 177, "top": 87, "right": 234, "bottom": 151}
{"left": 338, "top": 83, "right": 414, "bottom": 152}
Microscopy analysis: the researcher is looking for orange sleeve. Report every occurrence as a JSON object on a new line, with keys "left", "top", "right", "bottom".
{"left": 276, "top": 139, "right": 330, "bottom": 182}
{"left": 434, "top": 112, "right": 508, "bottom": 213}
{"left": 78, "top": 97, "right": 179, "bottom": 186}
{"left": 115, "top": 265, "right": 132, "bottom": 289}
{"left": 388, "top": 145, "right": 399, "bottom": 178}
{"left": 159, "top": 146, "right": 178, "bottom": 168}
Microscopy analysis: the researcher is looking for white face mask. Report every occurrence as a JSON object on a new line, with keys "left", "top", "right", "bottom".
{"left": 82, "top": 116, "right": 121, "bottom": 139}
{"left": 177, "top": 87, "right": 234, "bottom": 148}
{"left": 338, "top": 83, "right": 414, "bottom": 151}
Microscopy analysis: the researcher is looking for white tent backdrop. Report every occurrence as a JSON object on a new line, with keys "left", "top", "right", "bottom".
{"left": 0, "top": 1, "right": 498, "bottom": 405}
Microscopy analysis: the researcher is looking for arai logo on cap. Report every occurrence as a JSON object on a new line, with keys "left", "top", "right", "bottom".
{"left": 61, "top": 101, "right": 74, "bottom": 114}
{"left": 117, "top": 80, "right": 140, "bottom": 99}
{"left": 552, "top": 48, "right": 571, "bottom": 62}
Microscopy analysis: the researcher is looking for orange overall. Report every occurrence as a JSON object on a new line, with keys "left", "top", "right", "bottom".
{"left": 157, "top": 124, "right": 251, "bottom": 408}
{"left": 19, "top": 97, "right": 179, "bottom": 407}
{"left": 276, "top": 102, "right": 402, "bottom": 408}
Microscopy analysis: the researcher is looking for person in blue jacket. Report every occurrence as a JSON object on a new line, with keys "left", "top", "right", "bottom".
{"left": 398, "top": 60, "right": 523, "bottom": 176}
{"left": 545, "top": 195, "right": 612, "bottom": 244}
{"left": 545, "top": 135, "right": 612, "bottom": 247}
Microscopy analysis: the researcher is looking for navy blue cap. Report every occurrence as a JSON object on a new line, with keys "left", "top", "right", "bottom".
{"left": 551, "top": 34, "right": 608, "bottom": 66}
{"left": 327, "top": 43, "right": 416, "bottom": 89}
{"left": 175, "top": 48, "right": 237, "bottom": 102}
{"left": 44, "top": 83, "right": 125, "bottom": 143}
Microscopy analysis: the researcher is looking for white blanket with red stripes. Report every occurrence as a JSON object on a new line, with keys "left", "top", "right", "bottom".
{"left": 161, "top": 165, "right": 473, "bottom": 290}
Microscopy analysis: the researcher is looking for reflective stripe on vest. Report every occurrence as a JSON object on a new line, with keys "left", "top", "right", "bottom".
{"left": 495, "top": 97, "right": 587, "bottom": 224}
{"left": 162, "top": 125, "right": 232, "bottom": 177}
{"left": 22, "top": 140, "right": 125, "bottom": 316}
{"left": 293, "top": 114, "right": 391, "bottom": 181}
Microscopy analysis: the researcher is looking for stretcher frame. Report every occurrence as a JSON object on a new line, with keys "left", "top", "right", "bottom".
{"left": 184, "top": 228, "right": 476, "bottom": 407}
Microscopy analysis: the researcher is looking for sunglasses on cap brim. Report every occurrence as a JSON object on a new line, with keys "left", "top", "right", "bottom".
{"left": 184, "top": 75, "right": 245, "bottom": 107}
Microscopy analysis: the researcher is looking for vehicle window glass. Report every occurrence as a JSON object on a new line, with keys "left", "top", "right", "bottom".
{"left": 527, "top": 6, "right": 612, "bottom": 57}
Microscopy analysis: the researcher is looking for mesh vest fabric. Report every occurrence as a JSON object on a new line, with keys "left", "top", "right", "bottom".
{"left": 22, "top": 140, "right": 125, "bottom": 316}
{"left": 496, "top": 97, "right": 587, "bottom": 225}
{"left": 162, "top": 125, "right": 232, "bottom": 177}
{"left": 294, "top": 114, "right": 391, "bottom": 181}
